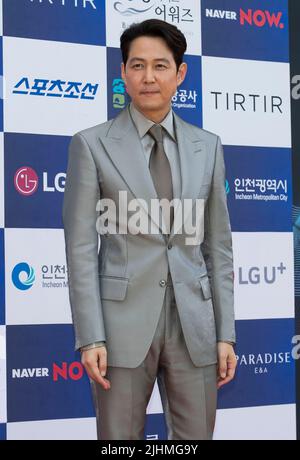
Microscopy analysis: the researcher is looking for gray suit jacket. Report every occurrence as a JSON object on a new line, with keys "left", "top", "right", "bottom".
{"left": 62, "top": 105, "right": 235, "bottom": 368}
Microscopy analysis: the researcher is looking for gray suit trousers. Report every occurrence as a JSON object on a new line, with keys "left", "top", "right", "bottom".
{"left": 90, "top": 274, "right": 217, "bottom": 440}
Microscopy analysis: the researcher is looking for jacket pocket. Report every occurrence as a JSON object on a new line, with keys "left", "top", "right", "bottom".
{"left": 99, "top": 275, "right": 129, "bottom": 301}
{"left": 199, "top": 275, "right": 212, "bottom": 300}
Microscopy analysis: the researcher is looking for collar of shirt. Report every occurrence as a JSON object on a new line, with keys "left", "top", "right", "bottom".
{"left": 128, "top": 101, "right": 177, "bottom": 143}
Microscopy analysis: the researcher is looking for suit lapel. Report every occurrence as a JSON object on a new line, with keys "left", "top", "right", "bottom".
{"left": 100, "top": 106, "right": 165, "bottom": 235}
{"left": 170, "top": 113, "right": 208, "bottom": 240}
{"left": 100, "top": 106, "right": 209, "bottom": 242}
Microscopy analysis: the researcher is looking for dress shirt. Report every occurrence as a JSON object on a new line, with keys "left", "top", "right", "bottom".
{"left": 128, "top": 101, "right": 181, "bottom": 201}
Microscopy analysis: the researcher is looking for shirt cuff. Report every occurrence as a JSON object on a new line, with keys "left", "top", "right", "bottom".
{"left": 80, "top": 341, "right": 106, "bottom": 352}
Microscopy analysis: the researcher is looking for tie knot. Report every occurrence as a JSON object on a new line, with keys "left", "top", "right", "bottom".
{"left": 148, "top": 124, "right": 163, "bottom": 144}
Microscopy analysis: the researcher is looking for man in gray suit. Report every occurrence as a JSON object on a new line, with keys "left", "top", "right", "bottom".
{"left": 63, "top": 19, "right": 236, "bottom": 440}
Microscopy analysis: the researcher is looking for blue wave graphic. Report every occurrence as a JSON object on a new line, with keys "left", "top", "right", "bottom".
{"left": 12, "top": 262, "right": 35, "bottom": 291}
{"left": 114, "top": 1, "right": 155, "bottom": 16}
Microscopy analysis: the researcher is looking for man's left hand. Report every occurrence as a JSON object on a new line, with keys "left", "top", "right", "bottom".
{"left": 217, "top": 342, "right": 237, "bottom": 389}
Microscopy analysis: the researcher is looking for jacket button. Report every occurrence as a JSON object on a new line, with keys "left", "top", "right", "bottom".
{"left": 167, "top": 244, "right": 172, "bottom": 250}
{"left": 159, "top": 280, "right": 166, "bottom": 287}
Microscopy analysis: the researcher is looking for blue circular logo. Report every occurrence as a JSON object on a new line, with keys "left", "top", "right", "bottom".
{"left": 12, "top": 262, "right": 35, "bottom": 290}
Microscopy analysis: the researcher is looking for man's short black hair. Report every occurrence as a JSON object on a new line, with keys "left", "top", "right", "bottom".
{"left": 120, "top": 19, "right": 187, "bottom": 71}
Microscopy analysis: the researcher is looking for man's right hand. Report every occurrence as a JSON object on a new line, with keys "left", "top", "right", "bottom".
{"left": 81, "top": 347, "right": 111, "bottom": 390}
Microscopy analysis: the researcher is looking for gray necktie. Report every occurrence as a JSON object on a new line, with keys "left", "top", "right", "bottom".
{"left": 148, "top": 124, "right": 174, "bottom": 233}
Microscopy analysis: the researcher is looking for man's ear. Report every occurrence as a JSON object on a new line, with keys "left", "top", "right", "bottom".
{"left": 177, "top": 62, "right": 187, "bottom": 87}
{"left": 121, "top": 62, "right": 126, "bottom": 83}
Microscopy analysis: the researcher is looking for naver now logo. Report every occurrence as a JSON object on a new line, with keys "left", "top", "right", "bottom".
{"left": 12, "top": 262, "right": 35, "bottom": 291}
{"left": 206, "top": 8, "right": 285, "bottom": 29}
{"left": 240, "top": 9, "right": 284, "bottom": 28}
{"left": 11, "top": 362, "right": 85, "bottom": 381}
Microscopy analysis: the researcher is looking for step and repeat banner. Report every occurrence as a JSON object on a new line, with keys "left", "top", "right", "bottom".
{"left": 0, "top": 0, "right": 297, "bottom": 440}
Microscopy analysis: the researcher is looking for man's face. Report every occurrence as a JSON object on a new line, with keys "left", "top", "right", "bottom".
{"left": 121, "top": 35, "right": 187, "bottom": 119}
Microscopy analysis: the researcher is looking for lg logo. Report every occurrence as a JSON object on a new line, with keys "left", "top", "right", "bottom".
{"left": 43, "top": 172, "right": 65, "bottom": 193}
{"left": 12, "top": 362, "right": 84, "bottom": 381}
{"left": 14, "top": 166, "right": 66, "bottom": 195}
